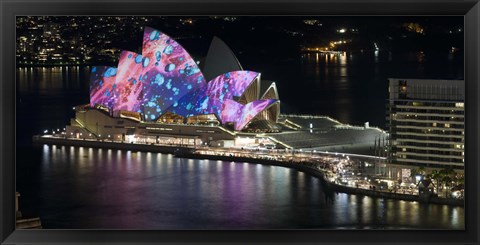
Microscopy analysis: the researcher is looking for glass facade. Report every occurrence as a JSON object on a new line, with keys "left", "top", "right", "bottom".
{"left": 387, "top": 79, "right": 465, "bottom": 169}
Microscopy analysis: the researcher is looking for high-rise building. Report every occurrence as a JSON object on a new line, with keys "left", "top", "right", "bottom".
{"left": 387, "top": 78, "right": 464, "bottom": 172}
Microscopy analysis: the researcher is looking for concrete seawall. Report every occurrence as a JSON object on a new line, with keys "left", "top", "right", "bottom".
{"left": 33, "top": 136, "right": 464, "bottom": 207}
{"left": 32, "top": 136, "right": 193, "bottom": 154}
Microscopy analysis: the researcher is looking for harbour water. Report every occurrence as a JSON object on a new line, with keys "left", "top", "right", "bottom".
{"left": 16, "top": 51, "right": 464, "bottom": 229}
{"left": 17, "top": 145, "right": 464, "bottom": 229}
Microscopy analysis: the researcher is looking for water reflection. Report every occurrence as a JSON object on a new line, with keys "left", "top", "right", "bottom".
{"left": 26, "top": 145, "right": 463, "bottom": 229}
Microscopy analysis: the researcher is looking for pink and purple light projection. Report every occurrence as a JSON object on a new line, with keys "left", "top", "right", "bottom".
{"left": 221, "top": 99, "right": 244, "bottom": 123}
{"left": 111, "top": 51, "right": 145, "bottom": 113}
{"left": 166, "top": 70, "right": 259, "bottom": 118}
{"left": 222, "top": 99, "right": 278, "bottom": 130}
{"left": 140, "top": 27, "right": 206, "bottom": 121}
{"left": 89, "top": 66, "right": 117, "bottom": 109}
{"left": 203, "top": 71, "right": 259, "bottom": 117}
{"left": 88, "top": 27, "right": 279, "bottom": 130}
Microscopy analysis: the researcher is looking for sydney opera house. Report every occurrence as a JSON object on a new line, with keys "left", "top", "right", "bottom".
{"left": 65, "top": 26, "right": 385, "bottom": 151}
{"left": 66, "top": 27, "right": 281, "bottom": 147}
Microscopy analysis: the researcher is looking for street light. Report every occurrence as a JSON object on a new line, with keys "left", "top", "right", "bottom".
{"left": 415, "top": 175, "right": 422, "bottom": 183}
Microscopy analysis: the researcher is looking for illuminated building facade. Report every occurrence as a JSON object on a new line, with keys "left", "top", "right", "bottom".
{"left": 88, "top": 27, "right": 280, "bottom": 132}
{"left": 66, "top": 26, "right": 283, "bottom": 147}
{"left": 387, "top": 78, "right": 465, "bottom": 170}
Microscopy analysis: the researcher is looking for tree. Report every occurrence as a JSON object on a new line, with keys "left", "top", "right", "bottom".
{"left": 439, "top": 167, "right": 455, "bottom": 198}
{"left": 417, "top": 166, "right": 426, "bottom": 176}
{"left": 429, "top": 169, "right": 442, "bottom": 195}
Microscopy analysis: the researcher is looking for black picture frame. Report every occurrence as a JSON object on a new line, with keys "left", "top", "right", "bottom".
{"left": 1, "top": 0, "right": 479, "bottom": 244}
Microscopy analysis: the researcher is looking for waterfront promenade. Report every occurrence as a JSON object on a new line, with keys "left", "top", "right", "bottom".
{"left": 32, "top": 135, "right": 464, "bottom": 206}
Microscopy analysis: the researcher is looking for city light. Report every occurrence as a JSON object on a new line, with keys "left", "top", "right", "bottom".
{"left": 415, "top": 175, "right": 422, "bottom": 183}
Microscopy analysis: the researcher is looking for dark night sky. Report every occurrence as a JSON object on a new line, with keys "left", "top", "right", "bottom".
{"left": 17, "top": 16, "right": 464, "bottom": 65}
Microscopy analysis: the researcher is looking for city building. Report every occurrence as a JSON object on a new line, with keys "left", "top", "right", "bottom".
{"left": 386, "top": 78, "right": 465, "bottom": 178}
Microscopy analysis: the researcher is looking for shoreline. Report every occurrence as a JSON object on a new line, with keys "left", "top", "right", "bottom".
{"left": 32, "top": 136, "right": 464, "bottom": 207}
{"left": 32, "top": 135, "right": 195, "bottom": 154}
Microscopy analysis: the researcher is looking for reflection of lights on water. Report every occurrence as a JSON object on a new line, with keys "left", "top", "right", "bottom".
{"left": 145, "top": 152, "right": 152, "bottom": 166}
{"left": 107, "top": 149, "right": 112, "bottom": 161}
{"left": 451, "top": 208, "right": 459, "bottom": 225}
{"left": 136, "top": 151, "right": 142, "bottom": 161}
{"left": 339, "top": 52, "right": 347, "bottom": 65}
{"left": 188, "top": 159, "right": 194, "bottom": 170}
{"left": 88, "top": 148, "right": 93, "bottom": 161}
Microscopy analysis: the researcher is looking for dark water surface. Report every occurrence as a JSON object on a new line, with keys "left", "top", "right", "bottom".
{"left": 17, "top": 145, "right": 464, "bottom": 229}
{"left": 16, "top": 51, "right": 464, "bottom": 229}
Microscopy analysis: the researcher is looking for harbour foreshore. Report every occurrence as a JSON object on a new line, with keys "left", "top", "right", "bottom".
{"left": 32, "top": 135, "right": 194, "bottom": 154}
{"left": 32, "top": 135, "right": 464, "bottom": 207}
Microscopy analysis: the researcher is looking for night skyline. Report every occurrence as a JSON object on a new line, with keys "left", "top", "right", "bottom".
{"left": 17, "top": 16, "right": 464, "bottom": 67}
